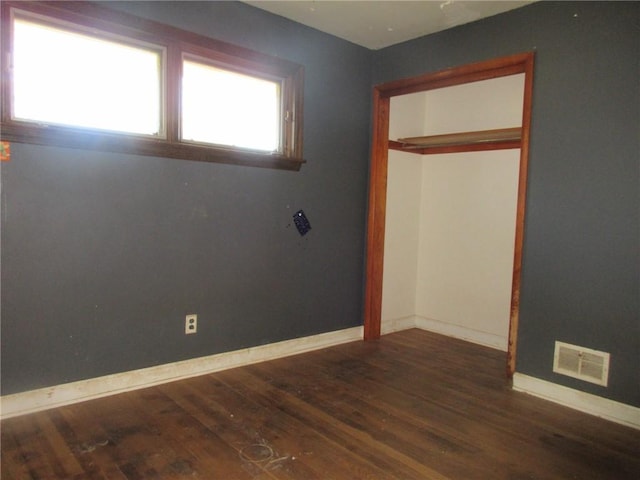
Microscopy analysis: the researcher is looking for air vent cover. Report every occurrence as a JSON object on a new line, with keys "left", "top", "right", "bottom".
{"left": 553, "top": 341, "right": 610, "bottom": 387}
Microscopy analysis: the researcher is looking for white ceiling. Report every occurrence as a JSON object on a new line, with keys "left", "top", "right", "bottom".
{"left": 244, "top": 1, "right": 533, "bottom": 50}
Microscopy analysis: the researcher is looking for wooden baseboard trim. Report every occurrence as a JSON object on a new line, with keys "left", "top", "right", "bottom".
{"left": 0, "top": 326, "right": 363, "bottom": 419}
{"left": 513, "top": 373, "right": 640, "bottom": 430}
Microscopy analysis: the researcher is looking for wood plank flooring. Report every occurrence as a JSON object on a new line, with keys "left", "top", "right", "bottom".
{"left": 2, "top": 329, "right": 639, "bottom": 479}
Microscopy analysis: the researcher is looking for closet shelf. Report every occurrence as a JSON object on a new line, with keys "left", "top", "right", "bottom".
{"left": 390, "top": 127, "right": 522, "bottom": 155}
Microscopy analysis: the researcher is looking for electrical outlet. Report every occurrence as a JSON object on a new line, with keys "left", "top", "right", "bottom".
{"left": 185, "top": 314, "right": 197, "bottom": 334}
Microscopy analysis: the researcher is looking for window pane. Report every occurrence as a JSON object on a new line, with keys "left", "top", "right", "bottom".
{"left": 182, "top": 60, "right": 280, "bottom": 152}
{"left": 13, "top": 18, "right": 162, "bottom": 136}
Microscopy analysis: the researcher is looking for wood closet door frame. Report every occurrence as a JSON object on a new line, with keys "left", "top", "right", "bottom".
{"left": 364, "top": 52, "right": 535, "bottom": 377}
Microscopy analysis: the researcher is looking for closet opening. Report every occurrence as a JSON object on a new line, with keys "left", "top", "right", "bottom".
{"left": 364, "top": 52, "right": 534, "bottom": 377}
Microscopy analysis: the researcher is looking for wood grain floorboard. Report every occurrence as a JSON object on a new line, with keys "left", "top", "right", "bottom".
{"left": 2, "top": 329, "right": 639, "bottom": 479}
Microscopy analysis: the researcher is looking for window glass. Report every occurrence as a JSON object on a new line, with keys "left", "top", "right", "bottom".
{"left": 182, "top": 59, "right": 280, "bottom": 152}
{"left": 3, "top": 1, "right": 304, "bottom": 170}
{"left": 13, "top": 18, "right": 162, "bottom": 136}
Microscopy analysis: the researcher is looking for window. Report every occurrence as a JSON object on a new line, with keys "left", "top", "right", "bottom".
{"left": 181, "top": 58, "right": 280, "bottom": 152}
{"left": 13, "top": 16, "right": 163, "bottom": 136}
{"left": 1, "top": 1, "right": 304, "bottom": 170}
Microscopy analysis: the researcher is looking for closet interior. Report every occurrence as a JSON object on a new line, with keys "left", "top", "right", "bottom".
{"left": 381, "top": 73, "right": 526, "bottom": 351}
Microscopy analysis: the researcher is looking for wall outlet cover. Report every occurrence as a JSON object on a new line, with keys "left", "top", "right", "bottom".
{"left": 185, "top": 314, "right": 197, "bottom": 334}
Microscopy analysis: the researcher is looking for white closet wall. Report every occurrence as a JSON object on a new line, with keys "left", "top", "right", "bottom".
{"left": 382, "top": 74, "right": 525, "bottom": 350}
{"left": 382, "top": 94, "right": 424, "bottom": 324}
{"left": 382, "top": 149, "right": 422, "bottom": 324}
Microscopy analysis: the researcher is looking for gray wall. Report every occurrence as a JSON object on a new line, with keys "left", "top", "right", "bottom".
{"left": 2, "top": 1, "right": 638, "bottom": 409}
{"left": 374, "top": 1, "right": 639, "bottom": 406}
{"left": 0, "top": 2, "right": 372, "bottom": 394}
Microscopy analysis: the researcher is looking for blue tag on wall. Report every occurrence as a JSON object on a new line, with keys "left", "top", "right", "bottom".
{"left": 293, "top": 210, "right": 311, "bottom": 236}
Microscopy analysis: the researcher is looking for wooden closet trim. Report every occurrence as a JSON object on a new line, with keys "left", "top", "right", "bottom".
{"left": 364, "top": 52, "right": 535, "bottom": 378}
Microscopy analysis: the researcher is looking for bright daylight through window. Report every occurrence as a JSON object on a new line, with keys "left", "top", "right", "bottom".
{"left": 1, "top": 1, "right": 304, "bottom": 170}
{"left": 182, "top": 60, "right": 281, "bottom": 152}
{"left": 13, "top": 18, "right": 162, "bottom": 136}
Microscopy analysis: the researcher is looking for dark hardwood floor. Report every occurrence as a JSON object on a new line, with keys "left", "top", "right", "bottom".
{"left": 2, "top": 329, "right": 639, "bottom": 479}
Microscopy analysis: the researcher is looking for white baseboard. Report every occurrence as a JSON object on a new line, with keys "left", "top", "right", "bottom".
{"left": 381, "top": 315, "right": 418, "bottom": 335}
{"left": 513, "top": 373, "right": 640, "bottom": 430}
{"left": 0, "top": 326, "right": 363, "bottom": 420}
{"left": 6, "top": 323, "right": 637, "bottom": 431}
{"left": 381, "top": 315, "right": 507, "bottom": 350}
{"left": 414, "top": 316, "right": 508, "bottom": 351}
